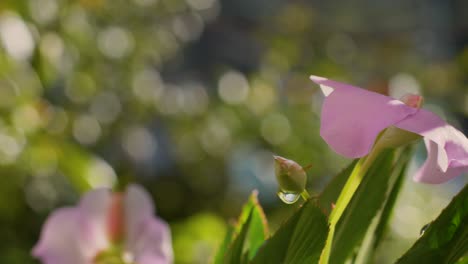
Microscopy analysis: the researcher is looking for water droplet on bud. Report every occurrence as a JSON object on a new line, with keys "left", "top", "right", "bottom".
{"left": 420, "top": 223, "right": 430, "bottom": 236}
{"left": 277, "top": 191, "right": 300, "bottom": 204}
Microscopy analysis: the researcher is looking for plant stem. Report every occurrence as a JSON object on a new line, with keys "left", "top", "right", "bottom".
{"left": 319, "top": 146, "right": 381, "bottom": 264}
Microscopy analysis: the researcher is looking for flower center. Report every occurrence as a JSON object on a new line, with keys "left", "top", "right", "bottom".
{"left": 94, "top": 245, "right": 135, "bottom": 264}
{"left": 107, "top": 193, "right": 124, "bottom": 242}
{"left": 95, "top": 194, "right": 132, "bottom": 264}
{"left": 372, "top": 93, "right": 424, "bottom": 151}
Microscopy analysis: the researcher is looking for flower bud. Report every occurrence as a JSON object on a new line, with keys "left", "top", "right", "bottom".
{"left": 400, "top": 94, "right": 424, "bottom": 108}
{"left": 274, "top": 156, "right": 307, "bottom": 193}
{"left": 374, "top": 94, "right": 423, "bottom": 150}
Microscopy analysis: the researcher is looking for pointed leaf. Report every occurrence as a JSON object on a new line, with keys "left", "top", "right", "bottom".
{"left": 236, "top": 190, "right": 269, "bottom": 260}
{"left": 371, "top": 148, "right": 412, "bottom": 253}
{"left": 251, "top": 199, "right": 328, "bottom": 263}
{"left": 397, "top": 183, "right": 468, "bottom": 264}
{"left": 213, "top": 224, "right": 235, "bottom": 264}
{"left": 250, "top": 207, "right": 302, "bottom": 263}
{"left": 217, "top": 190, "right": 269, "bottom": 263}
{"left": 224, "top": 210, "right": 254, "bottom": 264}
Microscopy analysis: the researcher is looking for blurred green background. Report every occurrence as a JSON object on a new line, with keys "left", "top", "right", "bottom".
{"left": 0, "top": 0, "right": 467, "bottom": 263}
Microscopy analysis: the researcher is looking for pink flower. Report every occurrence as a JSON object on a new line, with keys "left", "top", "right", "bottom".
{"left": 310, "top": 75, "right": 468, "bottom": 184}
{"left": 32, "top": 184, "right": 173, "bottom": 264}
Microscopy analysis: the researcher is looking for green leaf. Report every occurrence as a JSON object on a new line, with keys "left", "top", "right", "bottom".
{"left": 327, "top": 149, "right": 395, "bottom": 263}
{"left": 58, "top": 143, "right": 98, "bottom": 192}
{"left": 27, "top": 138, "right": 96, "bottom": 193}
{"left": 236, "top": 190, "right": 269, "bottom": 260}
{"left": 396, "top": 183, "right": 468, "bottom": 264}
{"left": 224, "top": 210, "right": 255, "bottom": 264}
{"left": 250, "top": 207, "right": 302, "bottom": 263}
{"left": 318, "top": 160, "right": 358, "bottom": 215}
{"left": 251, "top": 199, "right": 328, "bottom": 264}
{"left": 371, "top": 148, "right": 412, "bottom": 253}
{"left": 217, "top": 190, "right": 268, "bottom": 264}
{"left": 213, "top": 224, "right": 235, "bottom": 264}
{"left": 328, "top": 148, "right": 411, "bottom": 264}
{"left": 456, "top": 256, "right": 468, "bottom": 264}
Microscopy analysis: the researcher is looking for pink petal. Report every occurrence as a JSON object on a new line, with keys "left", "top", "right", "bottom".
{"left": 412, "top": 140, "right": 466, "bottom": 184}
{"left": 310, "top": 75, "right": 468, "bottom": 184}
{"left": 310, "top": 75, "right": 418, "bottom": 157}
{"left": 32, "top": 189, "right": 113, "bottom": 264}
{"left": 131, "top": 218, "right": 174, "bottom": 264}
{"left": 78, "top": 189, "right": 113, "bottom": 255}
{"left": 32, "top": 209, "right": 90, "bottom": 264}
{"left": 395, "top": 110, "right": 468, "bottom": 183}
{"left": 124, "top": 184, "right": 173, "bottom": 263}
{"left": 124, "top": 184, "right": 155, "bottom": 246}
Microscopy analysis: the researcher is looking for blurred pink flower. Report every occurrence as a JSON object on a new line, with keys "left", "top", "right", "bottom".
{"left": 310, "top": 75, "right": 468, "bottom": 184}
{"left": 32, "top": 184, "right": 173, "bottom": 264}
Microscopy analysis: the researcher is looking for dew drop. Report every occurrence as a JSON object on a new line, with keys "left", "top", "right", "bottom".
{"left": 420, "top": 223, "right": 430, "bottom": 236}
{"left": 278, "top": 191, "right": 300, "bottom": 204}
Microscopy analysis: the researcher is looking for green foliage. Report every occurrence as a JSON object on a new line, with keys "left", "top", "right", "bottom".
{"left": 224, "top": 211, "right": 254, "bottom": 264}
{"left": 57, "top": 143, "right": 97, "bottom": 193}
{"left": 370, "top": 148, "right": 412, "bottom": 254}
{"left": 318, "top": 159, "right": 357, "bottom": 215}
{"left": 216, "top": 191, "right": 328, "bottom": 264}
{"left": 456, "top": 256, "right": 468, "bottom": 264}
{"left": 213, "top": 225, "right": 235, "bottom": 264}
{"left": 329, "top": 149, "right": 395, "bottom": 263}
{"left": 0, "top": 0, "right": 465, "bottom": 262}
{"left": 245, "top": 147, "right": 411, "bottom": 264}
{"left": 216, "top": 191, "right": 268, "bottom": 264}
{"left": 172, "top": 213, "right": 227, "bottom": 263}
{"left": 397, "top": 183, "right": 468, "bottom": 264}
{"left": 236, "top": 191, "right": 269, "bottom": 260}
{"left": 330, "top": 147, "right": 409, "bottom": 263}
{"left": 251, "top": 199, "right": 328, "bottom": 264}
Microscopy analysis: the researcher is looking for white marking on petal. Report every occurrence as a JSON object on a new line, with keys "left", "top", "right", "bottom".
{"left": 387, "top": 99, "right": 405, "bottom": 106}
{"left": 320, "top": 85, "right": 334, "bottom": 97}
{"left": 309, "top": 75, "right": 328, "bottom": 82}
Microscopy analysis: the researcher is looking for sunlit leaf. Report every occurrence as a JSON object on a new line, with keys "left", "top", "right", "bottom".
{"left": 318, "top": 159, "right": 358, "bottom": 215}
{"left": 218, "top": 190, "right": 269, "bottom": 263}
{"left": 224, "top": 210, "right": 254, "bottom": 264}
{"left": 236, "top": 190, "right": 269, "bottom": 259}
{"left": 397, "top": 183, "right": 468, "bottom": 264}
{"left": 456, "top": 256, "right": 468, "bottom": 264}
{"left": 58, "top": 143, "right": 99, "bottom": 192}
{"left": 329, "top": 148, "right": 410, "bottom": 264}
{"left": 213, "top": 224, "right": 235, "bottom": 264}
{"left": 251, "top": 199, "right": 328, "bottom": 263}
{"left": 370, "top": 147, "right": 412, "bottom": 254}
